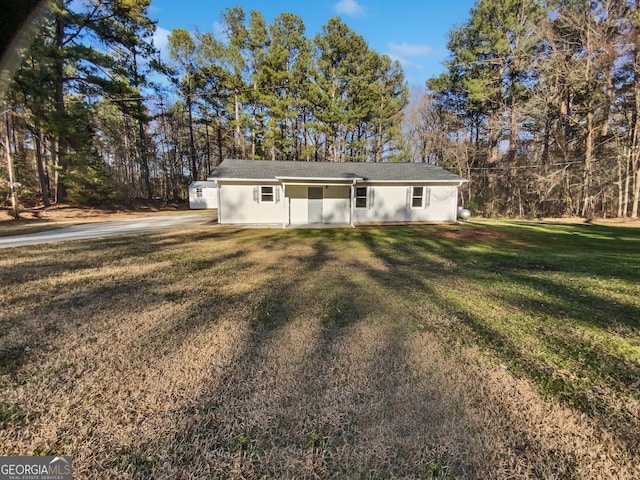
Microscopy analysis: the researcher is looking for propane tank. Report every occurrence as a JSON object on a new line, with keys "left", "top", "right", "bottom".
{"left": 457, "top": 206, "right": 471, "bottom": 220}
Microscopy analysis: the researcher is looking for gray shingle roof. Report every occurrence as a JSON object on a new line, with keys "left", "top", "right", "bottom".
{"left": 209, "top": 159, "right": 467, "bottom": 182}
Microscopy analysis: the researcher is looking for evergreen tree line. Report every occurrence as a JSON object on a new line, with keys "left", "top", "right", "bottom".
{"left": 409, "top": 0, "right": 640, "bottom": 218}
{"left": 1, "top": 1, "right": 408, "bottom": 208}
{"left": 3, "top": 0, "right": 640, "bottom": 220}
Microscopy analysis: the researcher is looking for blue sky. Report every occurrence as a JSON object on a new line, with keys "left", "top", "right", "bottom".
{"left": 149, "top": 0, "right": 477, "bottom": 88}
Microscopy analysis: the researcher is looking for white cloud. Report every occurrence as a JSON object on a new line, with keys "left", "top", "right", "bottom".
{"left": 387, "top": 53, "right": 424, "bottom": 73}
{"left": 334, "top": 0, "right": 366, "bottom": 17}
{"left": 385, "top": 42, "right": 433, "bottom": 82}
{"left": 387, "top": 42, "right": 434, "bottom": 58}
{"left": 152, "top": 26, "right": 171, "bottom": 52}
{"left": 212, "top": 21, "right": 227, "bottom": 41}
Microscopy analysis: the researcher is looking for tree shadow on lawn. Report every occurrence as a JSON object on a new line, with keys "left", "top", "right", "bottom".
{"left": 474, "top": 221, "right": 640, "bottom": 281}
{"left": 123, "top": 227, "right": 638, "bottom": 478}
{"left": 144, "top": 233, "right": 489, "bottom": 478}
{"left": 2, "top": 224, "right": 639, "bottom": 478}
{"left": 350, "top": 223, "right": 640, "bottom": 457}
{"left": 0, "top": 228, "right": 468, "bottom": 477}
{"left": 0, "top": 229, "right": 255, "bottom": 393}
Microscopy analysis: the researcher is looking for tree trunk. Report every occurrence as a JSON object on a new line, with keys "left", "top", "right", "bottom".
{"left": 54, "top": 10, "right": 68, "bottom": 203}
{"left": 633, "top": 164, "right": 640, "bottom": 218}
{"left": 138, "top": 116, "right": 152, "bottom": 200}
{"left": 509, "top": 102, "right": 519, "bottom": 161}
{"left": 216, "top": 121, "right": 223, "bottom": 167}
{"left": 34, "top": 127, "right": 50, "bottom": 207}
{"left": 204, "top": 120, "right": 211, "bottom": 174}
{"left": 541, "top": 117, "right": 551, "bottom": 166}
{"left": 618, "top": 149, "right": 626, "bottom": 218}
{"left": 234, "top": 92, "right": 245, "bottom": 157}
{"left": 186, "top": 85, "right": 197, "bottom": 180}
{"left": 488, "top": 111, "right": 499, "bottom": 165}
{"left": 632, "top": 13, "right": 640, "bottom": 218}
{"left": 625, "top": 117, "right": 636, "bottom": 217}
{"left": 559, "top": 83, "right": 570, "bottom": 162}
{"left": 133, "top": 50, "right": 152, "bottom": 200}
{"left": 3, "top": 98, "right": 19, "bottom": 219}
{"left": 580, "top": 110, "right": 594, "bottom": 218}
{"left": 376, "top": 118, "right": 383, "bottom": 163}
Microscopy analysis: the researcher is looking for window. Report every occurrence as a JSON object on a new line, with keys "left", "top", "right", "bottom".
{"left": 411, "top": 186, "right": 424, "bottom": 208}
{"left": 409, "top": 186, "right": 430, "bottom": 209}
{"left": 196, "top": 187, "right": 203, "bottom": 198}
{"left": 355, "top": 186, "right": 368, "bottom": 208}
{"left": 260, "top": 186, "right": 274, "bottom": 203}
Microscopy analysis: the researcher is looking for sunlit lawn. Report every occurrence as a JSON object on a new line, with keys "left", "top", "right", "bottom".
{"left": 1, "top": 220, "right": 639, "bottom": 478}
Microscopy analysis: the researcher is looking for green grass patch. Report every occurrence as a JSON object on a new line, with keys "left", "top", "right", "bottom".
{"left": 0, "top": 404, "right": 31, "bottom": 428}
{"left": 273, "top": 221, "right": 640, "bottom": 426}
{"left": 0, "top": 347, "right": 26, "bottom": 375}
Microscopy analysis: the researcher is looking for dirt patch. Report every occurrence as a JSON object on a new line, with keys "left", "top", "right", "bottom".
{"left": 1, "top": 201, "right": 189, "bottom": 223}
{"left": 538, "top": 217, "right": 640, "bottom": 227}
{"left": 435, "top": 227, "right": 503, "bottom": 240}
{"left": 495, "top": 263, "right": 567, "bottom": 272}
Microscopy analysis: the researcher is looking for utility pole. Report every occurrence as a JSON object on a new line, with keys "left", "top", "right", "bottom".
{"left": 2, "top": 96, "right": 20, "bottom": 219}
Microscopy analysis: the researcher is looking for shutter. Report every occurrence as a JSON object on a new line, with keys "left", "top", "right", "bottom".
{"left": 275, "top": 187, "right": 280, "bottom": 203}
{"left": 369, "top": 187, "right": 374, "bottom": 209}
{"left": 424, "top": 187, "right": 431, "bottom": 208}
{"left": 406, "top": 187, "right": 412, "bottom": 209}
{"left": 253, "top": 186, "right": 259, "bottom": 203}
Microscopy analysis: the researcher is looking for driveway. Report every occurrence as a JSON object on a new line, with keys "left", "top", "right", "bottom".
{"left": 0, "top": 214, "right": 214, "bottom": 249}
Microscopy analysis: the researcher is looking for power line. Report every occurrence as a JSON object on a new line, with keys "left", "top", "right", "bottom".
{"left": 464, "top": 158, "right": 616, "bottom": 171}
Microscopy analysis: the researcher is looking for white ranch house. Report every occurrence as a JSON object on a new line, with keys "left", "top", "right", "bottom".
{"left": 208, "top": 159, "right": 467, "bottom": 227}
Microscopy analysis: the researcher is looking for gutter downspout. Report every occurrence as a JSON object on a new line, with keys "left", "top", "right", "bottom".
{"left": 350, "top": 180, "right": 356, "bottom": 228}
{"left": 216, "top": 181, "right": 221, "bottom": 224}
{"left": 454, "top": 180, "right": 464, "bottom": 222}
{"left": 282, "top": 182, "right": 287, "bottom": 229}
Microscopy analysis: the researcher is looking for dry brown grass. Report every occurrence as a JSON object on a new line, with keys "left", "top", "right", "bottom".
{"left": 1, "top": 225, "right": 638, "bottom": 478}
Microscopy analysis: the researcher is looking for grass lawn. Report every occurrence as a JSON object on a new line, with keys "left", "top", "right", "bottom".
{"left": 1, "top": 220, "right": 639, "bottom": 478}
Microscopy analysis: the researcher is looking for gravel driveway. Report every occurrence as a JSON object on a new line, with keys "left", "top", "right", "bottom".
{"left": 0, "top": 214, "right": 214, "bottom": 248}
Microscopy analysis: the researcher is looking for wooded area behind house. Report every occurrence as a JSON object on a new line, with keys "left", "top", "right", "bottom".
{"left": 1, "top": 0, "right": 640, "bottom": 219}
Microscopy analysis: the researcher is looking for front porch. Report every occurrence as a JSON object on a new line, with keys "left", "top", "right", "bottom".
{"left": 282, "top": 183, "right": 355, "bottom": 227}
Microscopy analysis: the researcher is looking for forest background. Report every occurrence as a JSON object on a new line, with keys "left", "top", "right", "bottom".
{"left": 2, "top": 0, "right": 640, "bottom": 220}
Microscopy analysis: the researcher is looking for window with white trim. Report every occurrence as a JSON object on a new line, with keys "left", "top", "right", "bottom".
{"left": 261, "top": 186, "right": 275, "bottom": 203}
{"left": 196, "top": 187, "right": 203, "bottom": 198}
{"left": 411, "top": 186, "right": 424, "bottom": 208}
{"left": 409, "top": 186, "right": 430, "bottom": 209}
{"left": 355, "top": 186, "right": 368, "bottom": 208}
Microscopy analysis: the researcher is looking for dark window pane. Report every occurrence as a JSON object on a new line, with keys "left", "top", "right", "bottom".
{"left": 261, "top": 186, "right": 274, "bottom": 202}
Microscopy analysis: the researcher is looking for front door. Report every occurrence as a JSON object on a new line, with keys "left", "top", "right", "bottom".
{"left": 308, "top": 187, "right": 323, "bottom": 223}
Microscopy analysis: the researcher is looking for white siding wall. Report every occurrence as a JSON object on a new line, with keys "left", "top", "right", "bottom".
{"left": 218, "top": 183, "right": 283, "bottom": 224}
{"left": 353, "top": 184, "right": 458, "bottom": 224}
{"left": 322, "top": 186, "right": 350, "bottom": 223}
{"left": 287, "top": 185, "right": 308, "bottom": 224}
{"left": 189, "top": 184, "right": 218, "bottom": 209}
{"left": 218, "top": 182, "right": 459, "bottom": 225}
